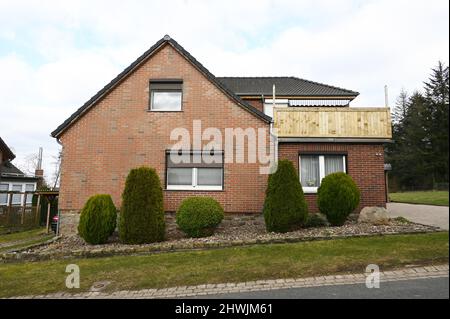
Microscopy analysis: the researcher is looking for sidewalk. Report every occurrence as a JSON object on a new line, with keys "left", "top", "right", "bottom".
{"left": 11, "top": 264, "right": 449, "bottom": 299}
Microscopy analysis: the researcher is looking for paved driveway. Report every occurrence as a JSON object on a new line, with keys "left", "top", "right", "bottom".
{"left": 387, "top": 203, "right": 449, "bottom": 230}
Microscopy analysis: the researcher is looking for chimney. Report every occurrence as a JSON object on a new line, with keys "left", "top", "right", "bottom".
{"left": 35, "top": 147, "right": 44, "bottom": 178}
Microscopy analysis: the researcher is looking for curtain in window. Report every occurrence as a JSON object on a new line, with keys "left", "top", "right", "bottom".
{"left": 300, "top": 156, "right": 320, "bottom": 187}
{"left": 197, "top": 168, "right": 222, "bottom": 186}
{"left": 167, "top": 168, "right": 192, "bottom": 185}
{"left": 324, "top": 155, "right": 344, "bottom": 175}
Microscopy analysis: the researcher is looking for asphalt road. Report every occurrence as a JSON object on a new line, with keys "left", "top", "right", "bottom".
{"left": 193, "top": 277, "right": 449, "bottom": 299}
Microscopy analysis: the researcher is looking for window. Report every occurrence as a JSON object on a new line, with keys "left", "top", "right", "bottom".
{"left": 166, "top": 150, "right": 223, "bottom": 190}
{"left": 25, "top": 184, "right": 35, "bottom": 205}
{"left": 0, "top": 183, "right": 8, "bottom": 206}
{"left": 150, "top": 80, "right": 182, "bottom": 111}
{"left": 11, "top": 184, "right": 22, "bottom": 205}
{"left": 299, "top": 154, "right": 346, "bottom": 193}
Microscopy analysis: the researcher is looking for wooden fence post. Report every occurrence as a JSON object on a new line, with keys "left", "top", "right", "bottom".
{"left": 21, "top": 192, "right": 26, "bottom": 225}
{"left": 35, "top": 193, "right": 41, "bottom": 227}
{"left": 6, "top": 192, "right": 12, "bottom": 227}
{"left": 46, "top": 199, "right": 51, "bottom": 234}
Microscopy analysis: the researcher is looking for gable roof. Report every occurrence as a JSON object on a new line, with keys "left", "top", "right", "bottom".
{"left": 0, "top": 160, "right": 24, "bottom": 176}
{"left": 217, "top": 77, "right": 359, "bottom": 97}
{"left": 0, "top": 137, "right": 15, "bottom": 161}
{"left": 51, "top": 35, "right": 271, "bottom": 138}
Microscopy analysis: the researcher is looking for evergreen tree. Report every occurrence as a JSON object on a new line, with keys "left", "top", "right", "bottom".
{"left": 392, "top": 88, "right": 409, "bottom": 124}
{"left": 386, "top": 62, "right": 449, "bottom": 190}
{"left": 423, "top": 62, "right": 449, "bottom": 185}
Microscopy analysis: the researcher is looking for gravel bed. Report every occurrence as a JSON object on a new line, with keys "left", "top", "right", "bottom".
{"left": 18, "top": 219, "right": 439, "bottom": 260}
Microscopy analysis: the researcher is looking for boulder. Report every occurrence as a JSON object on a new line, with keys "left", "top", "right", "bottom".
{"left": 358, "top": 207, "right": 390, "bottom": 225}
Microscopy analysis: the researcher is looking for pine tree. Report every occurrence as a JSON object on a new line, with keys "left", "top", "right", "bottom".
{"left": 423, "top": 62, "right": 449, "bottom": 185}
{"left": 392, "top": 88, "right": 409, "bottom": 124}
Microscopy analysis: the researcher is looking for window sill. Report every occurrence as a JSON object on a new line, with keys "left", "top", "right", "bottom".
{"left": 165, "top": 187, "right": 224, "bottom": 192}
{"left": 303, "top": 187, "right": 318, "bottom": 194}
{"left": 147, "top": 109, "right": 183, "bottom": 112}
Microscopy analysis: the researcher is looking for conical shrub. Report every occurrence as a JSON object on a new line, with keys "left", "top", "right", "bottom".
{"left": 119, "top": 166, "right": 165, "bottom": 244}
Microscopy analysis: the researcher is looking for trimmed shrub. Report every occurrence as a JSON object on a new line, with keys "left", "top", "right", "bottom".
{"left": 263, "top": 159, "right": 308, "bottom": 233}
{"left": 176, "top": 197, "right": 224, "bottom": 238}
{"left": 317, "top": 172, "right": 360, "bottom": 226}
{"left": 119, "top": 167, "right": 165, "bottom": 244}
{"left": 304, "top": 214, "right": 328, "bottom": 228}
{"left": 78, "top": 194, "right": 117, "bottom": 245}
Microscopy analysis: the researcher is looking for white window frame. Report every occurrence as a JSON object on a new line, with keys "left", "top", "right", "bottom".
{"left": 167, "top": 167, "right": 223, "bottom": 191}
{"left": 150, "top": 90, "right": 182, "bottom": 112}
{"left": 0, "top": 182, "right": 37, "bottom": 206}
{"left": 299, "top": 155, "right": 346, "bottom": 194}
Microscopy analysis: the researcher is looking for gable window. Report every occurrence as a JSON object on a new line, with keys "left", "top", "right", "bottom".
{"left": 149, "top": 80, "right": 182, "bottom": 111}
{"left": 166, "top": 150, "right": 223, "bottom": 190}
{"left": 299, "top": 154, "right": 346, "bottom": 193}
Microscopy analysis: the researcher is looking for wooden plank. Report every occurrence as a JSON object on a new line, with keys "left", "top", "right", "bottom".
{"left": 273, "top": 107, "right": 392, "bottom": 138}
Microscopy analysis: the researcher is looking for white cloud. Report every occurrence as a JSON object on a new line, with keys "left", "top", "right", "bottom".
{"left": 0, "top": 0, "right": 448, "bottom": 183}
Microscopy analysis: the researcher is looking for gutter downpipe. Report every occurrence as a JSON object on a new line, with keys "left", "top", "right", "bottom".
{"left": 269, "top": 85, "right": 278, "bottom": 174}
{"left": 54, "top": 137, "right": 63, "bottom": 236}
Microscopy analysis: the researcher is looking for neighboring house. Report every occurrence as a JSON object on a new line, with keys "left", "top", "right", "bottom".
{"left": 0, "top": 137, "right": 39, "bottom": 206}
{"left": 51, "top": 35, "right": 392, "bottom": 235}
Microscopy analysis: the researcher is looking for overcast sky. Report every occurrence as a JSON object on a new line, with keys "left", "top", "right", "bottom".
{"left": 0, "top": 0, "right": 448, "bottom": 183}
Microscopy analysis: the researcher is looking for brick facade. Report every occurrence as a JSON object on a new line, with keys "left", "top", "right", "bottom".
{"left": 278, "top": 142, "right": 387, "bottom": 213}
{"left": 58, "top": 43, "right": 270, "bottom": 218}
{"left": 244, "top": 98, "right": 264, "bottom": 112}
{"left": 55, "top": 40, "right": 388, "bottom": 236}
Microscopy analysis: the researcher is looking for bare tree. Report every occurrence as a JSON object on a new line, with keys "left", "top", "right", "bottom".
{"left": 51, "top": 150, "right": 62, "bottom": 190}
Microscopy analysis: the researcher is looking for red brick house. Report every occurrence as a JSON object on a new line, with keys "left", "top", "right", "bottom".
{"left": 51, "top": 35, "right": 392, "bottom": 235}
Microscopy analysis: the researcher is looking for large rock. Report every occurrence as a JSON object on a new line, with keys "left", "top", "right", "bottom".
{"left": 358, "top": 207, "right": 390, "bottom": 225}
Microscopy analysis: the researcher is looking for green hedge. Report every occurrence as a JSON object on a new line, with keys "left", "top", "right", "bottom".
{"left": 119, "top": 167, "right": 165, "bottom": 244}
{"left": 78, "top": 194, "right": 117, "bottom": 244}
{"left": 263, "top": 159, "right": 308, "bottom": 232}
{"left": 317, "top": 172, "right": 360, "bottom": 226}
{"left": 176, "top": 197, "right": 224, "bottom": 238}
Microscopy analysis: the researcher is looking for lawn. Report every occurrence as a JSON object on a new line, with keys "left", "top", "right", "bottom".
{"left": 389, "top": 191, "right": 449, "bottom": 206}
{"left": 0, "top": 228, "right": 54, "bottom": 253}
{"left": 0, "top": 232, "right": 448, "bottom": 298}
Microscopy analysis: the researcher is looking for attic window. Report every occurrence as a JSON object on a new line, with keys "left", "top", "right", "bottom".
{"left": 149, "top": 80, "right": 183, "bottom": 111}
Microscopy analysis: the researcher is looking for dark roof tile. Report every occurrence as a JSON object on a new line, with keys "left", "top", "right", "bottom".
{"left": 217, "top": 76, "right": 359, "bottom": 97}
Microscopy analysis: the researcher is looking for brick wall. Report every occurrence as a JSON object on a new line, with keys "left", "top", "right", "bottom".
{"left": 278, "top": 143, "right": 387, "bottom": 213}
{"left": 244, "top": 98, "right": 264, "bottom": 112}
{"left": 58, "top": 43, "right": 270, "bottom": 220}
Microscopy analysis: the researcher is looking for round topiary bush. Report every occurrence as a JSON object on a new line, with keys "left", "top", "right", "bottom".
{"left": 78, "top": 194, "right": 117, "bottom": 245}
{"left": 176, "top": 197, "right": 224, "bottom": 238}
{"left": 263, "top": 159, "right": 308, "bottom": 233}
{"left": 119, "top": 166, "right": 165, "bottom": 244}
{"left": 317, "top": 172, "right": 361, "bottom": 226}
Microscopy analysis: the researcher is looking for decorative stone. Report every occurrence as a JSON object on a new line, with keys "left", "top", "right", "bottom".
{"left": 358, "top": 207, "right": 390, "bottom": 225}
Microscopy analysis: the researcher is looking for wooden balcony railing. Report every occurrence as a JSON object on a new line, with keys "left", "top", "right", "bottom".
{"left": 273, "top": 107, "right": 392, "bottom": 139}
